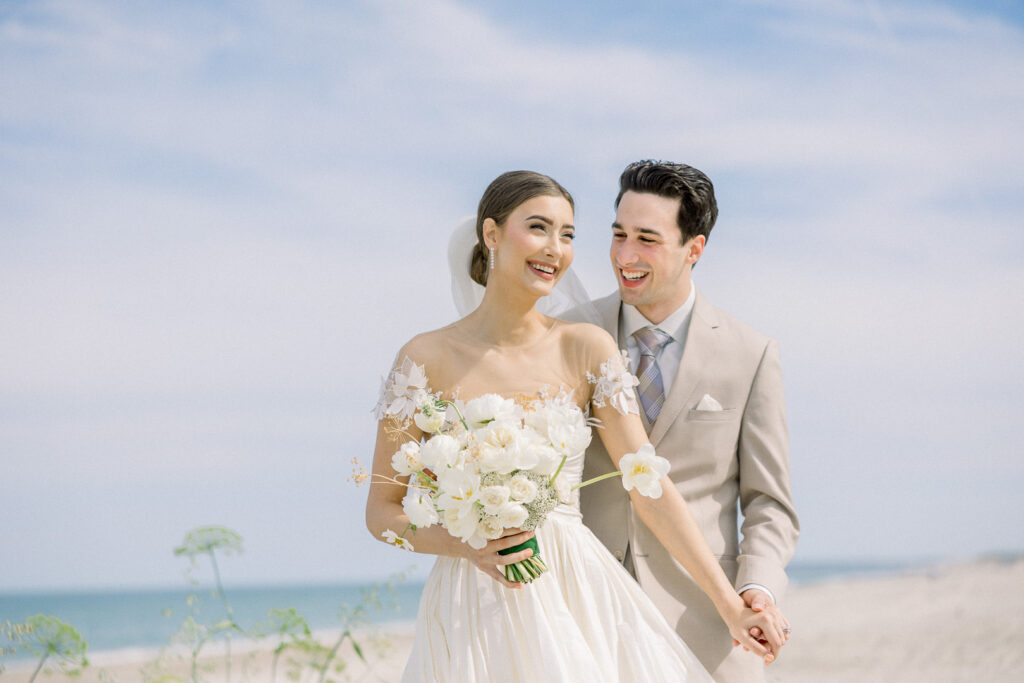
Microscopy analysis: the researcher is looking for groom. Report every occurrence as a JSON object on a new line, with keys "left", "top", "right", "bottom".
{"left": 579, "top": 160, "right": 799, "bottom": 682}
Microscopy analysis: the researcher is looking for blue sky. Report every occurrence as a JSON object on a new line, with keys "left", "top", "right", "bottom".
{"left": 2, "top": 0, "right": 1022, "bottom": 590}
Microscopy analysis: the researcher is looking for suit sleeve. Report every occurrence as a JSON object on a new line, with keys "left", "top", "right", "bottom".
{"left": 735, "top": 338, "right": 800, "bottom": 602}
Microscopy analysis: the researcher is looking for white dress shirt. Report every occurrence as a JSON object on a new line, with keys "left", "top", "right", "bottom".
{"left": 620, "top": 285, "right": 695, "bottom": 395}
{"left": 619, "top": 283, "right": 775, "bottom": 604}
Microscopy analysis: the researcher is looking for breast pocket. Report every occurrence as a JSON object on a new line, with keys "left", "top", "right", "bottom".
{"left": 685, "top": 408, "right": 738, "bottom": 423}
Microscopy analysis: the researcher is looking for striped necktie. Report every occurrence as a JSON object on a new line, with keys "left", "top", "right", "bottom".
{"left": 633, "top": 327, "right": 671, "bottom": 424}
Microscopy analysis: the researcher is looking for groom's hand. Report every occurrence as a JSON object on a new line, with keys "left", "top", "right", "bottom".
{"left": 733, "top": 589, "right": 790, "bottom": 664}
{"left": 741, "top": 588, "right": 773, "bottom": 613}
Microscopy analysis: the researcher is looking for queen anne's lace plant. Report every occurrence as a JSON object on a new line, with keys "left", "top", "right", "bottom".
{"left": 364, "top": 357, "right": 669, "bottom": 585}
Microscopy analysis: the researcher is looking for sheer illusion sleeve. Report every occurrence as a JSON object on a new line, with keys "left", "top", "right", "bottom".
{"left": 587, "top": 350, "right": 640, "bottom": 416}
{"left": 372, "top": 355, "right": 432, "bottom": 427}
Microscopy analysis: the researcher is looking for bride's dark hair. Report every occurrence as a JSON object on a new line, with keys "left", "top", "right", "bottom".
{"left": 471, "top": 171, "right": 575, "bottom": 286}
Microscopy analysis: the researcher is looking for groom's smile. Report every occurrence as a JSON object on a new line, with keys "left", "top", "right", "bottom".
{"left": 619, "top": 267, "right": 650, "bottom": 286}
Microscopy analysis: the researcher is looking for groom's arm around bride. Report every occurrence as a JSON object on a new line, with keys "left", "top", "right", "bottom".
{"left": 575, "top": 160, "right": 799, "bottom": 682}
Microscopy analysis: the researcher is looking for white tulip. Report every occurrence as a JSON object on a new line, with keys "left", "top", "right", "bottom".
{"left": 619, "top": 444, "right": 670, "bottom": 498}
{"left": 402, "top": 487, "right": 439, "bottom": 528}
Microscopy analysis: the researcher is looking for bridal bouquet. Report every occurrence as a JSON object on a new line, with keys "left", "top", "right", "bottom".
{"left": 379, "top": 384, "right": 669, "bottom": 584}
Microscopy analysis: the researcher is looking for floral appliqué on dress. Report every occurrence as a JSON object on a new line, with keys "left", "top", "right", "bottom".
{"left": 587, "top": 350, "right": 640, "bottom": 416}
{"left": 373, "top": 356, "right": 436, "bottom": 428}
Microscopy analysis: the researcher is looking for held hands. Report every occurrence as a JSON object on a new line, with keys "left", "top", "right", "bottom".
{"left": 466, "top": 528, "right": 535, "bottom": 589}
{"left": 731, "top": 588, "right": 791, "bottom": 665}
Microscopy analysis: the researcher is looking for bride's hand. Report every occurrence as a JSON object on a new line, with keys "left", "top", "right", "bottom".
{"left": 725, "top": 604, "right": 787, "bottom": 664}
{"left": 465, "top": 528, "right": 535, "bottom": 589}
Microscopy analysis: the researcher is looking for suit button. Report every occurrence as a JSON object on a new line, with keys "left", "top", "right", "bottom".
{"left": 613, "top": 550, "right": 624, "bottom": 561}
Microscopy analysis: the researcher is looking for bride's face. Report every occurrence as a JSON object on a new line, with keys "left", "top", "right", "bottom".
{"left": 485, "top": 195, "right": 575, "bottom": 296}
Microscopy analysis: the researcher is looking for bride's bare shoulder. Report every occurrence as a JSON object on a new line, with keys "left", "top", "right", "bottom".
{"left": 554, "top": 318, "right": 618, "bottom": 356}
{"left": 392, "top": 322, "right": 461, "bottom": 369}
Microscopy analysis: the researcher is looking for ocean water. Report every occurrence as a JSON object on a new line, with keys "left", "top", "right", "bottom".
{"left": 1, "top": 582, "right": 423, "bottom": 664}
{"left": 0, "top": 560, "right": 913, "bottom": 663}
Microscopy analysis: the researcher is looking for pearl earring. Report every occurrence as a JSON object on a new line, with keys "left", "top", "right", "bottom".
{"left": 489, "top": 247, "right": 495, "bottom": 270}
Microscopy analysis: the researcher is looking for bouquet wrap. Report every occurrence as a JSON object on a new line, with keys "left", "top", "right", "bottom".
{"left": 498, "top": 536, "right": 547, "bottom": 584}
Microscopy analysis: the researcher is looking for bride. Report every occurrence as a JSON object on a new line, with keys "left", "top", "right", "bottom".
{"left": 364, "top": 171, "right": 786, "bottom": 681}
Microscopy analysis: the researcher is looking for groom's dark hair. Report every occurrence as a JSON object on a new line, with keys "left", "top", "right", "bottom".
{"left": 616, "top": 160, "right": 718, "bottom": 244}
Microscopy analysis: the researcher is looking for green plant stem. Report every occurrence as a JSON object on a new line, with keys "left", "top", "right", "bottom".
{"left": 28, "top": 652, "right": 48, "bottom": 683}
{"left": 571, "top": 470, "right": 623, "bottom": 491}
{"left": 271, "top": 648, "right": 281, "bottom": 683}
{"left": 317, "top": 630, "right": 349, "bottom": 683}
{"left": 191, "top": 638, "right": 204, "bottom": 683}
{"left": 208, "top": 550, "right": 233, "bottom": 683}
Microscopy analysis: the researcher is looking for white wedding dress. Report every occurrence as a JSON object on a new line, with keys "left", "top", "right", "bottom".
{"left": 376, "top": 355, "right": 713, "bottom": 682}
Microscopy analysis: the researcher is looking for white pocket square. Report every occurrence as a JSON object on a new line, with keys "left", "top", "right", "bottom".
{"left": 695, "top": 394, "right": 723, "bottom": 411}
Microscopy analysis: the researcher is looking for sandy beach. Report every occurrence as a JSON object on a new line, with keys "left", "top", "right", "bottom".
{"left": 4, "top": 556, "right": 1022, "bottom": 682}
{"left": 765, "top": 555, "right": 1024, "bottom": 682}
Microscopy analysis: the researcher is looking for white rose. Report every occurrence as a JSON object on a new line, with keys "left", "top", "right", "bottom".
{"left": 495, "top": 501, "right": 528, "bottom": 529}
{"left": 420, "top": 434, "right": 461, "bottom": 469}
{"left": 402, "top": 487, "right": 439, "bottom": 528}
{"left": 479, "top": 515, "right": 504, "bottom": 540}
{"left": 390, "top": 441, "right": 422, "bottom": 476}
{"left": 479, "top": 485, "right": 511, "bottom": 513}
{"left": 619, "top": 444, "right": 670, "bottom": 498}
{"left": 508, "top": 475, "right": 538, "bottom": 504}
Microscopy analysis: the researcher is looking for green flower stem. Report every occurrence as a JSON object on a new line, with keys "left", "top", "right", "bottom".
{"left": 548, "top": 455, "right": 568, "bottom": 487}
{"left": 439, "top": 400, "right": 469, "bottom": 431}
{"left": 571, "top": 470, "right": 623, "bottom": 491}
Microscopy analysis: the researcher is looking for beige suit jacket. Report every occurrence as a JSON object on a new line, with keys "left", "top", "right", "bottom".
{"left": 580, "top": 291, "right": 799, "bottom": 682}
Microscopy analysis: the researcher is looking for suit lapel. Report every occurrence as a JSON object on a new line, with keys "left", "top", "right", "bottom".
{"left": 649, "top": 291, "right": 719, "bottom": 446}
{"left": 594, "top": 292, "right": 621, "bottom": 342}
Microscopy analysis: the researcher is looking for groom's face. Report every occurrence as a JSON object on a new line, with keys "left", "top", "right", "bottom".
{"left": 611, "top": 191, "right": 703, "bottom": 324}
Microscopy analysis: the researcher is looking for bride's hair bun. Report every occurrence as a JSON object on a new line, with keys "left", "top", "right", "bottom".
{"left": 471, "top": 170, "right": 574, "bottom": 287}
{"left": 469, "top": 242, "right": 490, "bottom": 287}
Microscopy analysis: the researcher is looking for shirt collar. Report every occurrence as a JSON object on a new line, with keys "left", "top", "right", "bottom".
{"left": 621, "top": 284, "right": 697, "bottom": 343}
